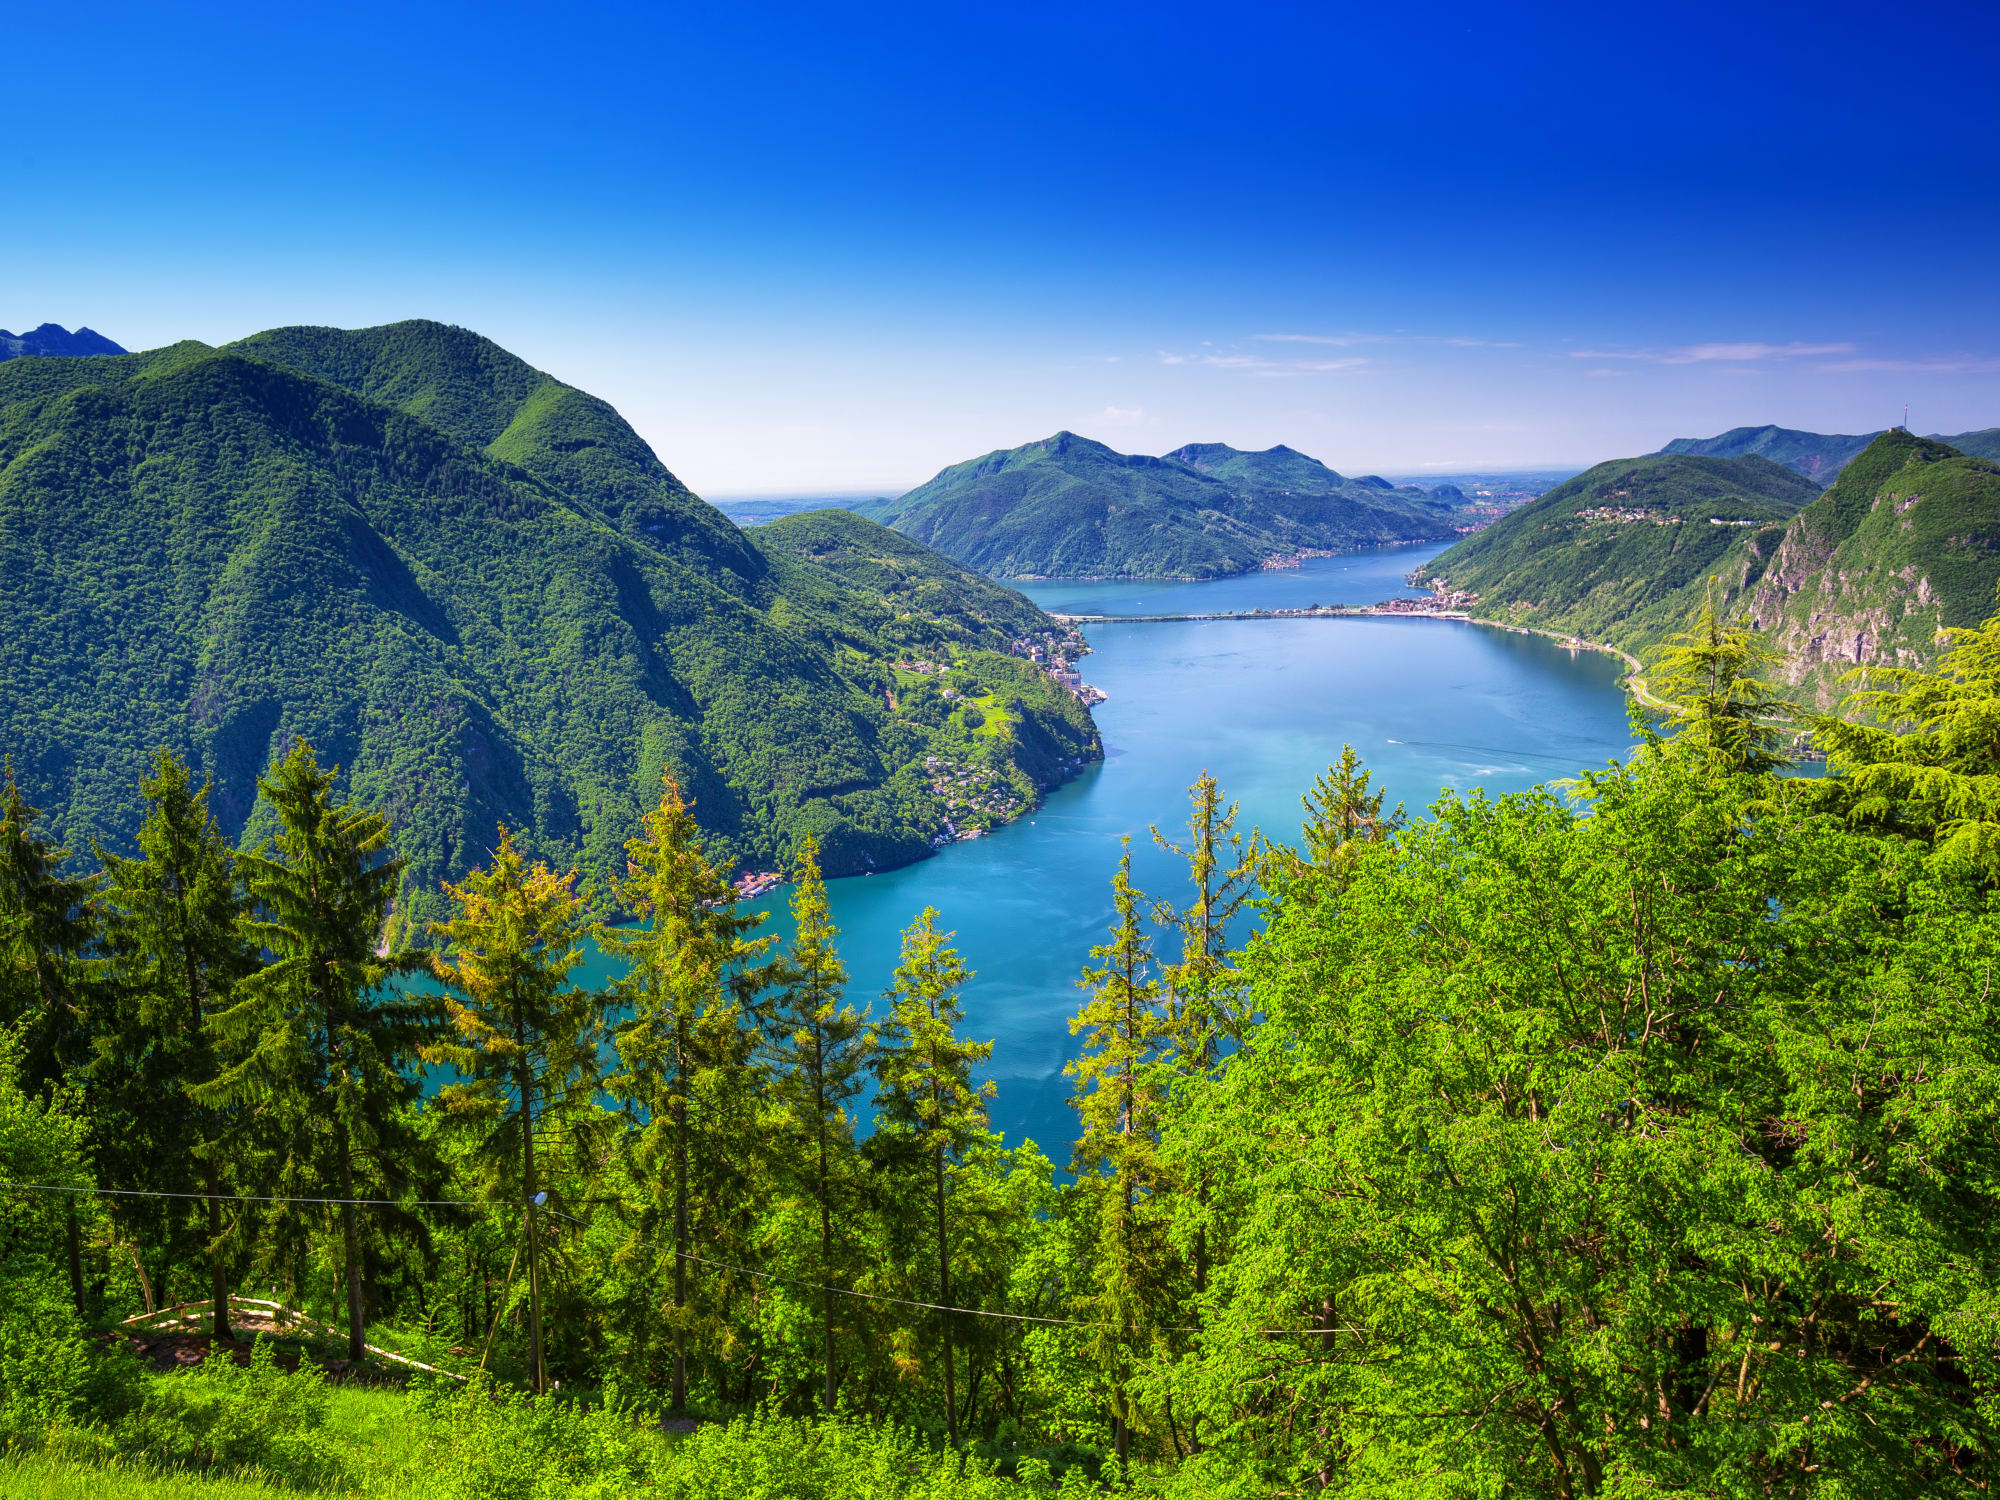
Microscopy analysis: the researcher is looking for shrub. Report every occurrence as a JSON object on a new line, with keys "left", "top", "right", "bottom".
{"left": 116, "top": 1339, "right": 343, "bottom": 1491}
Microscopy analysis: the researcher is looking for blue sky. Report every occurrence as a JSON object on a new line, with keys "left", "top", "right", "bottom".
{"left": 8, "top": 0, "right": 1998, "bottom": 492}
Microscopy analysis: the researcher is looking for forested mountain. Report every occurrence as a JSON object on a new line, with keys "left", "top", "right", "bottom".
{"left": 0, "top": 322, "right": 126, "bottom": 360}
{"left": 857, "top": 432, "right": 1451, "bottom": 579}
{"left": 0, "top": 322, "right": 1097, "bottom": 933}
{"left": 1714, "top": 429, "right": 2000, "bottom": 703}
{"left": 1659, "top": 421, "right": 2000, "bottom": 483}
{"left": 1420, "top": 431, "right": 2000, "bottom": 702}
{"left": 1412, "top": 453, "right": 1819, "bottom": 642}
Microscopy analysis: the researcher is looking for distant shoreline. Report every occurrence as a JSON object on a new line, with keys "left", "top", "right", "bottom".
{"left": 1050, "top": 604, "right": 1668, "bottom": 709}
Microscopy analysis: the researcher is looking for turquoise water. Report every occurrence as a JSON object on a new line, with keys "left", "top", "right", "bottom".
{"left": 576, "top": 545, "right": 1637, "bottom": 1157}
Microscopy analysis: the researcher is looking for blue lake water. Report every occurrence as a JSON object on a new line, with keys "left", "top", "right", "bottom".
{"left": 576, "top": 544, "right": 1637, "bottom": 1158}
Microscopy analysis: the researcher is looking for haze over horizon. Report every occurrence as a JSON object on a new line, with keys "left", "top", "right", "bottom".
{"left": 9, "top": 0, "right": 1997, "bottom": 495}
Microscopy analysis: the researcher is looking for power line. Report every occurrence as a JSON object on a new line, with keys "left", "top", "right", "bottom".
{"left": 7, "top": 1181, "right": 1348, "bottom": 1339}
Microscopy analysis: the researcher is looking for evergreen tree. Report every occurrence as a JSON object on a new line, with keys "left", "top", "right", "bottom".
{"left": 600, "top": 776, "right": 771, "bottom": 1411}
{"left": 765, "top": 837, "right": 872, "bottom": 1414}
{"left": 1815, "top": 602, "right": 2000, "bottom": 869}
{"left": 204, "top": 742, "right": 439, "bottom": 1363}
{"left": 1649, "top": 589, "right": 1792, "bottom": 774}
{"left": 427, "top": 826, "right": 601, "bottom": 1394}
{"left": 871, "top": 908, "right": 993, "bottom": 1444}
{"left": 1286, "top": 744, "right": 1403, "bottom": 898}
{"left": 1151, "top": 771, "right": 1257, "bottom": 1362}
{"left": 96, "top": 752, "right": 255, "bottom": 1340}
{"left": 1066, "top": 841, "right": 1172, "bottom": 1464}
{"left": 0, "top": 762, "right": 99, "bottom": 1097}
{"left": 0, "top": 762, "right": 100, "bottom": 1313}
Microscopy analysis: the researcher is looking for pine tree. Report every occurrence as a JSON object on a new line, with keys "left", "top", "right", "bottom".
{"left": 600, "top": 775, "right": 771, "bottom": 1411}
{"left": 204, "top": 742, "right": 439, "bottom": 1364}
{"left": 1150, "top": 771, "right": 1257, "bottom": 1331}
{"left": 96, "top": 752, "right": 255, "bottom": 1340}
{"left": 0, "top": 761, "right": 99, "bottom": 1096}
{"left": 1814, "top": 602, "right": 2000, "bottom": 869}
{"left": 1293, "top": 744, "right": 1403, "bottom": 893}
{"left": 1067, "top": 841, "right": 1172, "bottom": 1464}
{"left": 764, "top": 837, "right": 872, "bottom": 1414}
{"left": 872, "top": 907, "right": 993, "bottom": 1444}
{"left": 427, "top": 826, "right": 601, "bottom": 1393}
{"left": 0, "top": 762, "right": 100, "bottom": 1313}
{"left": 1649, "top": 590, "right": 1792, "bottom": 775}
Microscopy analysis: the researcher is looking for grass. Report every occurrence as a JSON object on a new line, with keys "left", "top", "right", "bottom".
{"left": 0, "top": 1450, "right": 296, "bottom": 1498}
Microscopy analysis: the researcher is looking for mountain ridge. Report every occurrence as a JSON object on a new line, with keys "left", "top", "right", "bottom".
{"left": 0, "top": 323, "right": 1098, "bottom": 935}
{"left": 0, "top": 323, "right": 127, "bottom": 360}
{"left": 858, "top": 433, "right": 1453, "bottom": 579}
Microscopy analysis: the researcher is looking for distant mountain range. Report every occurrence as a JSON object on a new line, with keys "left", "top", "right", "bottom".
{"left": 1420, "top": 430, "right": 2000, "bottom": 704}
{"left": 0, "top": 323, "right": 127, "bottom": 360}
{"left": 857, "top": 432, "right": 1459, "bottom": 579}
{"left": 1657, "top": 423, "right": 2000, "bottom": 485}
{"left": 0, "top": 321, "right": 1097, "bottom": 935}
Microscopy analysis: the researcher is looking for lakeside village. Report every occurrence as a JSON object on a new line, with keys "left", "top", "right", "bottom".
{"left": 730, "top": 625, "right": 1104, "bottom": 901}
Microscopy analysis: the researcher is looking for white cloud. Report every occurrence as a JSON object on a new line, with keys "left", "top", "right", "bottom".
{"left": 1815, "top": 354, "right": 2000, "bottom": 374}
{"left": 1569, "top": 341, "right": 1857, "bottom": 364}
{"left": 1159, "top": 349, "right": 1368, "bottom": 376}
{"left": 1095, "top": 405, "right": 1148, "bottom": 426}
{"left": 1254, "top": 331, "right": 1392, "bottom": 346}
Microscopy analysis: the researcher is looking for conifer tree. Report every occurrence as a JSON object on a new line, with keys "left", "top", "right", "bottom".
{"left": 872, "top": 907, "right": 993, "bottom": 1444}
{"left": 1294, "top": 744, "right": 1403, "bottom": 893}
{"left": 427, "top": 826, "right": 600, "bottom": 1394}
{"left": 1067, "top": 841, "right": 1171, "bottom": 1464}
{"left": 0, "top": 762, "right": 99, "bottom": 1096}
{"left": 1815, "top": 602, "right": 2000, "bottom": 869}
{"left": 205, "top": 742, "right": 438, "bottom": 1364}
{"left": 600, "top": 776, "right": 770, "bottom": 1411}
{"left": 765, "top": 837, "right": 871, "bottom": 1414}
{"left": 1650, "top": 589, "right": 1792, "bottom": 774}
{"left": 96, "top": 752, "right": 255, "bottom": 1340}
{"left": 1151, "top": 771, "right": 1257, "bottom": 1322}
{"left": 0, "top": 763, "right": 100, "bottom": 1312}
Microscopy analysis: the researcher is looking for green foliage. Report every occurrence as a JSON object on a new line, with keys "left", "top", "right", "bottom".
{"left": 205, "top": 742, "right": 441, "bottom": 1360}
{"left": 860, "top": 433, "right": 1447, "bottom": 580}
{"left": 0, "top": 322, "right": 1099, "bottom": 933}
{"left": 118, "top": 1342, "right": 343, "bottom": 1491}
{"left": 1158, "top": 755, "right": 2000, "bottom": 1496}
{"left": 1649, "top": 587, "right": 1793, "bottom": 773}
{"left": 0, "top": 761, "right": 99, "bottom": 1093}
{"left": 1815, "top": 599, "right": 2000, "bottom": 868}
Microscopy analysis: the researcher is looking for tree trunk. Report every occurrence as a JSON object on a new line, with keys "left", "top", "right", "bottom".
{"left": 64, "top": 1199, "right": 84, "bottom": 1314}
{"left": 206, "top": 1170, "right": 231, "bottom": 1342}
{"left": 520, "top": 1062, "right": 545, "bottom": 1395}
{"left": 672, "top": 1020, "right": 689, "bottom": 1411}
{"left": 819, "top": 1133, "right": 836, "bottom": 1414}
{"left": 935, "top": 1142, "right": 957, "bottom": 1444}
{"left": 337, "top": 1127, "right": 365, "bottom": 1364}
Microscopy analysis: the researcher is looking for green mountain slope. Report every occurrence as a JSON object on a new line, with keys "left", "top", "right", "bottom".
{"left": 858, "top": 433, "right": 1448, "bottom": 580}
{"left": 1658, "top": 422, "right": 2000, "bottom": 483}
{"left": 1413, "top": 454, "right": 1819, "bottom": 643}
{"left": 0, "top": 325, "right": 1097, "bottom": 934}
{"left": 1709, "top": 430, "right": 2000, "bottom": 703}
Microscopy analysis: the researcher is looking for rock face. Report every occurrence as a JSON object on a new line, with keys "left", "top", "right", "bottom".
{"left": 1729, "top": 429, "right": 2000, "bottom": 706}
{"left": 0, "top": 323, "right": 127, "bottom": 360}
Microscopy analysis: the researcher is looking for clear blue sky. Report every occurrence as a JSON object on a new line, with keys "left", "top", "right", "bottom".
{"left": 8, "top": 0, "right": 1998, "bottom": 493}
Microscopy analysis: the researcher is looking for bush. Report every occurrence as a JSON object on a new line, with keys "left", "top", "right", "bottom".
{"left": 116, "top": 1339, "right": 343, "bottom": 1491}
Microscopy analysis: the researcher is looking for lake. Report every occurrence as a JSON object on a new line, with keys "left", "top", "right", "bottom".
{"left": 577, "top": 545, "right": 1636, "bottom": 1156}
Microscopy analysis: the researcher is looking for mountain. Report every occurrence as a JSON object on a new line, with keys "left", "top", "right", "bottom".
{"left": 0, "top": 323, "right": 127, "bottom": 360}
{"left": 0, "top": 322, "right": 1098, "bottom": 936}
{"left": 857, "top": 433, "right": 1450, "bottom": 579}
{"left": 1712, "top": 430, "right": 2000, "bottom": 703}
{"left": 1658, "top": 422, "right": 2000, "bottom": 484}
{"left": 1411, "top": 453, "right": 1821, "bottom": 644}
{"left": 1419, "top": 432, "right": 2000, "bottom": 705}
